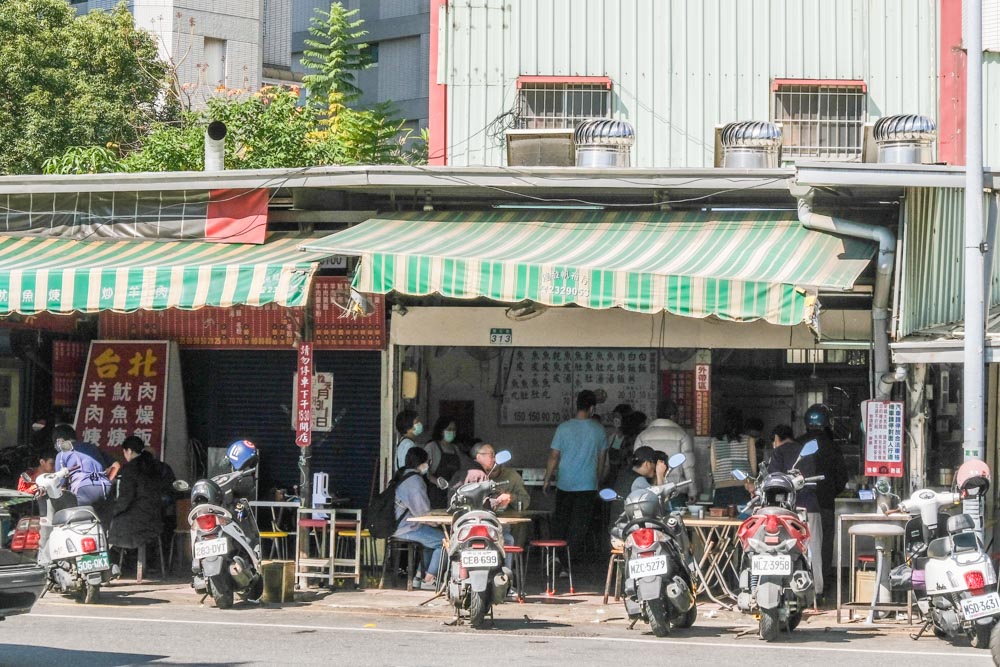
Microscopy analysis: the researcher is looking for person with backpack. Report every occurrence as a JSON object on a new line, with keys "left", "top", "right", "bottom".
{"left": 393, "top": 447, "right": 443, "bottom": 590}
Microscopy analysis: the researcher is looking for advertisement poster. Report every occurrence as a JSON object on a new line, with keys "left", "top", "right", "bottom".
{"left": 291, "top": 371, "right": 334, "bottom": 432}
{"left": 864, "top": 399, "right": 905, "bottom": 477}
{"left": 74, "top": 341, "right": 169, "bottom": 458}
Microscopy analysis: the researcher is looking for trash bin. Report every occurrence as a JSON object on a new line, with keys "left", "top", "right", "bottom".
{"left": 262, "top": 560, "right": 295, "bottom": 603}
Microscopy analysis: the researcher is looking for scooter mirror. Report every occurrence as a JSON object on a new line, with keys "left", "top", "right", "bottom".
{"left": 800, "top": 440, "right": 819, "bottom": 457}
{"left": 598, "top": 488, "right": 618, "bottom": 501}
{"left": 667, "top": 453, "right": 686, "bottom": 469}
{"left": 874, "top": 478, "right": 892, "bottom": 495}
{"left": 173, "top": 479, "right": 191, "bottom": 493}
{"left": 731, "top": 469, "right": 748, "bottom": 482}
{"left": 495, "top": 450, "right": 512, "bottom": 465}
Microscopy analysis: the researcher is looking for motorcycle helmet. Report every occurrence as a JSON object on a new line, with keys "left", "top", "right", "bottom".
{"left": 191, "top": 479, "right": 224, "bottom": 505}
{"left": 761, "top": 473, "right": 796, "bottom": 508}
{"left": 956, "top": 458, "right": 991, "bottom": 497}
{"left": 226, "top": 439, "right": 258, "bottom": 471}
{"left": 623, "top": 488, "right": 665, "bottom": 522}
{"left": 804, "top": 404, "right": 832, "bottom": 430}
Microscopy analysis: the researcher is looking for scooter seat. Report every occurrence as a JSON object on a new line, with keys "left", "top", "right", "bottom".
{"left": 52, "top": 506, "right": 99, "bottom": 526}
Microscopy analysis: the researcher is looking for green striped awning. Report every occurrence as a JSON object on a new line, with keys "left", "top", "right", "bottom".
{"left": 0, "top": 233, "right": 330, "bottom": 314}
{"left": 300, "top": 210, "right": 877, "bottom": 326}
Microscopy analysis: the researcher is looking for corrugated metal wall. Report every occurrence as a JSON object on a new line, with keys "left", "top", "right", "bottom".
{"left": 444, "top": 0, "right": 939, "bottom": 168}
{"left": 899, "top": 188, "right": 1000, "bottom": 337}
{"left": 182, "top": 350, "right": 382, "bottom": 508}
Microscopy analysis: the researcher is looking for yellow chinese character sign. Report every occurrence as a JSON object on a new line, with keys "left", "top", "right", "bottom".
{"left": 75, "top": 341, "right": 169, "bottom": 458}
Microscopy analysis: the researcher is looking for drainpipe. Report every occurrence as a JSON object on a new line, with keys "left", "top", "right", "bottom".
{"left": 204, "top": 121, "right": 227, "bottom": 171}
{"left": 796, "top": 192, "right": 896, "bottom": 400}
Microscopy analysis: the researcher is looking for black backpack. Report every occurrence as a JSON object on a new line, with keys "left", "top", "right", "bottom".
{"left": 365, "top": 471, "right": 418, "bottom": 539}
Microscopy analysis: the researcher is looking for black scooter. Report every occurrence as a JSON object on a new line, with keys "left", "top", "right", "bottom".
{"left": 600, "top": 452, "right": 698, "bottom": 637}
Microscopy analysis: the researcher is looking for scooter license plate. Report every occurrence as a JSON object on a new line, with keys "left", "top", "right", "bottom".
{"left": 460, "top": 550, "right": 499, "bottom": 567}
{"left": 960, "top": 591, "right": 1000, "bottom": 620}
{"left": 78, "top": 551, "right": 109, "bottom": 574}
{"left": 751, "top": 554, "right": 792, "bottom": 576}
{"left": 628, "top": 555, "right": 669, "bottom": 579}
{"left": 194, "top": 537, "right": 228, "bottom": 560}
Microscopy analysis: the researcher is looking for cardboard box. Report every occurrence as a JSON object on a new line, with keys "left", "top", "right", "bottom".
{"left": 854, "top": 569, "right": 878, "bottom": 604}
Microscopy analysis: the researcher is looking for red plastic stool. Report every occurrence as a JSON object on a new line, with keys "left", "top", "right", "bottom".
{"left": 505, "top": 545, "right": 526, "bottom": 602}
{"left": 527, "top": 539, "right": 573, "bottom": 595}
{"left": 299, "top": 518, "right": 330, "bottom": 557}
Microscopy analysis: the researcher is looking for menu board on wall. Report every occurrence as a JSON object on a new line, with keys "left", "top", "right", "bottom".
{"left": 500, "top": 348, "right": 658, "bottom": 426}
{"left": 99, "top": 305, "right": 300, "bottom": 349}
{"left": 312, "top": 277, "right": 386, "bottom": 350}
{"left": 52, "top": 341, "right": 87, "bottom": 407}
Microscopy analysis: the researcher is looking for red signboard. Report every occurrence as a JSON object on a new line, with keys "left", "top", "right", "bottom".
{"left": 694, "top": 363, "right": 711, "bottom": 437}
{"left": 295, "top": 343, "right": 313, "bottom": 447}
{"left": 74, "top": 341, "right": 169, "bottom": 458}
{"left": 99, "top": 305, "right": 301, "bottom": 349}
{"left": 52, "top": 341, "right": 87, "bottom": 407}
{"left": 312, "top": 277, "right": 386, "bottom": 350}
{"left": 864, "top": 399, "right": 905, "bottom": 477}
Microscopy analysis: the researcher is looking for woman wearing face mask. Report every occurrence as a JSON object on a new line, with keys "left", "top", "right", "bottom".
{"left": 393, "top": 447, "right": 444, "bottom": 590}
{"left": 424, "top": 416, "right": 465, "bottom": 508}
{"left": 393, "top": 409, "right": 424, "bottom": 472}
{"left": 604, "top": 403, "right": 633, "bottom": 484}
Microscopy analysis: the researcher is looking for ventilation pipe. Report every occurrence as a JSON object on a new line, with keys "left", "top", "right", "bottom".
{"left": 719, "top": 121, "right": 782, "bottom": 168}
{"left": 796, "top": 191, "right": 896, "bottom": 399}
{"left": 204, "top": 120, "right": 227, "bottom": 171}
{"left": 574, "top": 119, "right": 635, "bottom": 168}
{"left": 872, "top": 114, "right": 937, "bottom": 164}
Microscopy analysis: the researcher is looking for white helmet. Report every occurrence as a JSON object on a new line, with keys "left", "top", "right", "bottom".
{"left": 956, "top": 459, "right": 991, "bottom": 497}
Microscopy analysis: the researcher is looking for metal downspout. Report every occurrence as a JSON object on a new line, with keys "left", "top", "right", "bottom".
{"left": 796, "top": 193, "right": 896, "bottom": 400}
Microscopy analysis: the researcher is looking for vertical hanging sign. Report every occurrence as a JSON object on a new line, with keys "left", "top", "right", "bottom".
{"left": 694, "top": 363, "right": 712, "bottom": 436}
{"left": 294, "top": 343, "right": 313, "bottom": 447}
{"left": 863, "top": 399, "right": 905, "bottom": 477}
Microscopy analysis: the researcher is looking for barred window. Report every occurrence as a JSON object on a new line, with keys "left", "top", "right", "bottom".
{"left": 517, "top": 80, "right": 611, "bottom": 130}
{"left": 771, "top": 81, "right": 867, "bottom": 161}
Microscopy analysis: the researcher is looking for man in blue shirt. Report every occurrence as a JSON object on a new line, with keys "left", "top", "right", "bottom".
{"left": 543, "top": 390, "right": 608, "bottom": 564}
{"left": 52, "top": 423, "right": 112, "bottom": 508}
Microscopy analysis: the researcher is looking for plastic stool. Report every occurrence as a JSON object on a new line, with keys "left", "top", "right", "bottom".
{"left": 299, "top": 518, "right": 330, "bottom": 557}
{"left": 527, "top": 539, "right": 573, "bottom": 595}
{"left": 604, "top": 547, "right": 624, "bottom": 604}
{"left": 337, "top": 529, "right": 376, "bottom": 581}
{"left": 505, "top": 545, "right": 526, "bottom": 602}
{"left": 379, "top": 537, "right": 423, "bottom": 591}
{"left": 118, "top": 536, "right": 166, "bottom": 582}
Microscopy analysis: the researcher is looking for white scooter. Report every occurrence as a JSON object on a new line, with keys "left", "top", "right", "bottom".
{"left": 33, "top": 467, "right": 118, "bottom": 603}
{"left": 881, "top": 459, "right": 1000, "bottom": 663}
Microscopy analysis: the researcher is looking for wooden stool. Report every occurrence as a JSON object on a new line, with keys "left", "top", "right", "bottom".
{"left": 527, "top": 539, "right": 573, "bottom": 595}
{"left": 379, "top": 537, "right": 423, "bottom": 591}
{"left": 506, "top": 545, "right": 526, "bottom": 602}
{"left": 118, "top": 536, "right": 166, "bottom": 582}
{"left": 604, "top": 547, "right": 624, "bottom": 604}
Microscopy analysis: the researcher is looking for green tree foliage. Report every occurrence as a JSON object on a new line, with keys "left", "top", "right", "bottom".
{"left": 300, "top": 2, "right": 372, "bottom": 108}
{"left": 0, "top": 0, "right": 169, "bottom": 175}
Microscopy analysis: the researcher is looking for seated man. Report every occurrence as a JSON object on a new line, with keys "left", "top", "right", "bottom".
{"left": 610, "top": 446, "right": 666, "bottom": 525}
{"left": 52, "top": 424, "right": 112, "bottom": 513}
{"left": 109, "top": 436, "right": 165, "bottom": 553}
{"left": 393, "top": 447, "right": 444, "bottom": 590}
{"left": 472, "top": 442, "right": 532, "bottom": 547}
{"left": 18, "top": 452, "right": 55, "bottom": 494}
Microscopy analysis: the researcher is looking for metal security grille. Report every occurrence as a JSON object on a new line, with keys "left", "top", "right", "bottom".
{"left": 518, "top": 83, "right": 611, "bottom": 129}
{"left": 772, "top": 83, "right": 867, "bottom": 160}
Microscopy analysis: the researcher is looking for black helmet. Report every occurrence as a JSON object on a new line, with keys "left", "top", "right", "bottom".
{"left": 761, "top": 473, "right": 796, "bottom": 508}
{"left": 623, "top": 488, "right": 665, "bottom": 522}
{"left": 191, "top": 479, "right": 224, "bottom": 506}
{"left": 804, "top": 404, "right": 831, "bottom": 429}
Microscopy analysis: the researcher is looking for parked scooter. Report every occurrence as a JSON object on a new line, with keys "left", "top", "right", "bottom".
{"left": 30, "top": 466, "right": 118, "bottom": 603}
{"left": 182, "top": 439, "right": 263, "bottom": 609}
{"left": 599, "top": 452, "right": 698, "bottom": 637}
{"left": 445, "top": 450, "right": 514, "bottom": 628}
{"left": 731, "top": 439, "right": 823, "bottom": 640}
{"left": 880, "top": 459, "right": 1000, "bottom": 662}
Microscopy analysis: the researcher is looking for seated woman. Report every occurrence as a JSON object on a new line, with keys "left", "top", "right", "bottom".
{"left": 393, "top": 447, "right": 444, "bottom": 590}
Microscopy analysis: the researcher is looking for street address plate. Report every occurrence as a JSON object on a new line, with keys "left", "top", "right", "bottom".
{"left": 489, "top": 328, "right": 512, "bottom": 346}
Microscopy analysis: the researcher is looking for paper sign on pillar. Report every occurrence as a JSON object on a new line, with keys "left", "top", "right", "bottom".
{"left": 74, "top": 340, "right": 189, "bottom": 477}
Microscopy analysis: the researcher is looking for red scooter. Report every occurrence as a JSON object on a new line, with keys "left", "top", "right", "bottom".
{"left": 732, "top": 439, "right": 823, "bottom": 640}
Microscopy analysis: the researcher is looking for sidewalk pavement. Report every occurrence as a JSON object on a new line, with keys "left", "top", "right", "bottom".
{"left": 98, "top": 573, "right": 920, "bottom": 637}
